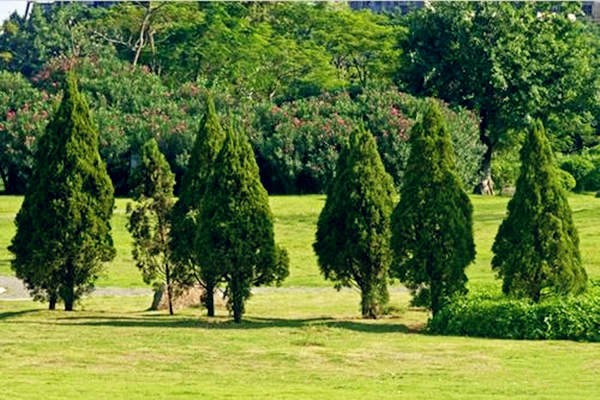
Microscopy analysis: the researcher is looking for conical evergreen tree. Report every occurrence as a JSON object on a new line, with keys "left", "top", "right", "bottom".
{"left": 391, "top": 100, "right": 475, "bottom": 315}
{"left": 170, "top": 96, "right": 225, "bottom": 316}
{"left": 195, "top": 127, "right": 289, "bottom": 323}
{"left": 492, "top": 120, "right": 586, "bottom": 301}
{"left": 127, "top": 138, "right": 176, "bottom": 315}
{"left": 314, "top": 126, "right": 395, "bottom": 318}
{"left": 9, "top": 73, "right": 115, "bottom": 311}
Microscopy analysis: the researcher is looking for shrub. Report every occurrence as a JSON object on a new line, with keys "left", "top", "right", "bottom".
{"left": 249, "top": 86, "right": 483, "bottom": 194}
{"left": 428, "top": 286, "right": 600, "bottom": 342}
{"left": 558, "top": 147, "right": 600, "bottom": 192}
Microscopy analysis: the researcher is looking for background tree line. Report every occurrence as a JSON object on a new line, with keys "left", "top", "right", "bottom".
{"left": 1, "top": 1, "right": 600, "bottom": 196}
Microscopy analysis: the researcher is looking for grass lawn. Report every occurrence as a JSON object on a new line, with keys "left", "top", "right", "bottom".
{"left": 1, "top": 291, "right": 600, "bottom": 399}
{"left": 2, "top": 193, "right": 600, "bottom": 398}
{"left": 2, "top": 193, "right": 600, "bottom": 287}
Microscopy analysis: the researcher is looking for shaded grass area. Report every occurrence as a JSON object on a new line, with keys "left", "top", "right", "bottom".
{"left": 1, "top": 194, "right": 600, "bottom": 289}
{"left": 1, "top": 290, "right": 600, "bottom": 399}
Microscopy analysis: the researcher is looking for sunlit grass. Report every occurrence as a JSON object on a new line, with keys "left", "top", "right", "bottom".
{"left": 1, "top": 290, "right": 600, "bottom": 399}
{"left": 2, "top": 194, "right": 600, "bottom": 288}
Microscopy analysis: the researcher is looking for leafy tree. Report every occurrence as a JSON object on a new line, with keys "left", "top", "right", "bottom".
{"left": 9, "top": 73, "right": 115, "bottom": 311}
{"left": 170, "top": 97, "right": 225, "bottom": 316}
{"left": 391, "top": 100, "right": 475, "bottom": 315}
{"left": 314, "top": 126, "right": 395, "bottom": 318}
{"left": 195, "top": 126, "right": 288, "bottom": 323}
{"left": 127, "top": 138, "right": 176, "bottom": 315}
{"left": 398, "top": 2, "right": 598, "bottom": 194}
{"left": 269, "top": 2, "right": 400, "bottom": 88}
{"left": 492, "top": 120, "right": 587, "bottom": 302}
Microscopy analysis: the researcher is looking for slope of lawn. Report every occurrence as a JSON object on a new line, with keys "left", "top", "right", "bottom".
{"left": 2, "top": 194, "right": 600, "bottom": 288}
{"left": 2, "top": 194, "right": 600, "bottom": 399}
{"left": 1, "top": 291, "right": 600, "bottom": 399}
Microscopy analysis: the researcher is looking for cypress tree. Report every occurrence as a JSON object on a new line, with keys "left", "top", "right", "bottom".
{"left": 9, "top": 73, "right": 115, "bottom": 311}
{"left": 170, "top": 96, "right": 225, "bottom": 316}
{"left": 195, "top": 127, "right": 289, "bottom": 323}
{"left": 492, "top": 120, "right": 586, "bottom": 301}
{"left": 391, "top": 100, "right": 475, "bottom": 315}
{"left": 313, "top": 127, "right": 395, "bottom": 318}
{"left": 127, "top": 138, "right": 176, "bottom": 315}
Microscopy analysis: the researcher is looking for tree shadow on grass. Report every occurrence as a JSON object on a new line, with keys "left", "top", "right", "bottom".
{"left": 0, "top": 308, "right": 42, "bottom": 320}
{"left": 54, "top": 314, "right": 419, "bottom": 333}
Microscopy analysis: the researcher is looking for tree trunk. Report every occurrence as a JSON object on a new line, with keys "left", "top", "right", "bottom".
{"left": 430, "top": 279, "right": 442, "bottom": 317}
{"left": 204, "top": 279, "right": 215, "bottom": 317}
{"left": 475, "top": 113, "right": 495, "bottom": 195}
{"left": 360, "top": 282, "right": 378, "bottom": 319}
{"left": 165, "top": 264, "right": 174, "bottom": 316}
{"left": 62, "top": 262, "right": 75, "bottom": 312}
{"left": 231, "top": 275, "right": 244, "bottom": 323}
{"left": 48, "top": 292, "right": 57, "bottom": 310}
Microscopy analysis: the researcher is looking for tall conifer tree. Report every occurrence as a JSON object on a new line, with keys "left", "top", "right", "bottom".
{"left": 195, "top": 127, "right": 288, "bottom": 323}
{"left": 170, "top": 96, "right": 225, "bottom": 316}
{"left": 391, "top": 100, "right": 475, "bottom": 315}
{"left": 492, "top": 120, "right": 586, "bottom": 301}
{"left": 314, "top": 127, "right": 395, "bottom": 318}
{"left": 127, "top": 138, "right": 176, "bottom": 315}
{"left": 9, "top": 73, "right": 115, "bottom": 311}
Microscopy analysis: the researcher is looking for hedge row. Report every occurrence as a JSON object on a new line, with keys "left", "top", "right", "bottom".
{"left": 428, "top": 286, "right": 600, "bottom": 341}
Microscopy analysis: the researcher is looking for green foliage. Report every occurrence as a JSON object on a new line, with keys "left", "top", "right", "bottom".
{"left": 169, "top": 96, "right": 225, "bottom": 315}
{"left": 398, "top": 2, "right": 599, "bottom": 192}
{"left": 35, "top": 54, "right": 196, "bottom": 194}
{"left": 249, "top": 87, "right": 483, "bottom": 194}
{"left": 0, "top": 71, "right": 56, "bottom": 194}
{"left": 195, "top": 127, "right": 289, "bottom": 322}
{"left": 428, "top": 286, "right": 600, "bottom": 342}
{"left": 126, "top": 138, "right": 176, "bottom": 314}
{"left": 559, "top": 149, "right": 600, "bottom": 192}
{"left": 9, "top": 73, "right": 115, "bottom": 310}
{"left": 391, "top": 100, "right": 475, "bottom": 315}
{"left": 492, "top": 121, "right": 587, "bottom": 302}
{"left": 314, "top": 127, "right": 395, "bottom": 318}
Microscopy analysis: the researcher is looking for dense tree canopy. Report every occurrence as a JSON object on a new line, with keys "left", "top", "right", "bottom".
{"left": 391, "top": 101, "right": 475, "bottom": 315}
{"left": 170, "top": 96, "right": 225, "bottom": 316}
{"left": 398, "top": 2, "right": 599, "bottom": 193}
{"left": 314, "top": 126, "right": 395, "bottom": 318}
{"left": 492, "top": 121, "right": 587, "bottom": 301}
{"left": 195, "top": 127, "right": 288, "bottom": 323}
{"left": 9, "top": 73, "right": 115, "bottom": 311}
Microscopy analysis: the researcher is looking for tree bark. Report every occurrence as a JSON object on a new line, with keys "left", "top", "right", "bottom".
{"left": 360, "top": 282, "right": 378, "bottom": 319}
{"left": 204, "top": 280, "right": 215, "bottom": 317}
{"left": 48, "top": 292, "right": 57, "bottom": 310}
{"left": 475, "top": 113, "right": 495, "bottom": 195}
{"left": 62, "top": 262, "right": 75, "bottom": 311}
{"left": 231, "top": 275, "right": 244, "bottom": 323}
{"left": 165, "top": 263, "right": 174, "bottom": 316}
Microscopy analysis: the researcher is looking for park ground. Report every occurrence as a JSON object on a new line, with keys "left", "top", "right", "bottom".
{"left": 1, "top": 194, "right": 600, "bottom": 399}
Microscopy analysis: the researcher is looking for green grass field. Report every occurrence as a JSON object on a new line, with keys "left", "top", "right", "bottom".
{"left": 2, "top": 194, "right": 600, "bottom": 398}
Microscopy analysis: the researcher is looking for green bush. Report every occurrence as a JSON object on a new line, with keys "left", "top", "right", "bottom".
{"left": 249, "top": 87, "right": 483, "bottom": 194}
{"left": 428, "top": 286, "right": 600, "bottom": 341}
{"left": 558, "top": 148, "right": 600, "bottom": 192}
{"left": 559, "top": 155, "right": 595, "bottom": 191}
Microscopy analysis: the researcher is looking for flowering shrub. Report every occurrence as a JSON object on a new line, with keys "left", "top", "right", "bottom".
{"left": 0, "top": 71, "right": 56, "bottom": 193}
{"left": 249, "top": 87, "right": 484, "bottom": 194}
{"left": 34, "top": 55, "right": 197, "bottom": 194}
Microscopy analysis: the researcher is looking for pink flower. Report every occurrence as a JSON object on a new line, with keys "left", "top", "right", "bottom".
{"left": 6, "top": 110, "right": 16, "bottom": 120}
{"left": 390, "top": 106, "right": 399, "bottom": 116}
